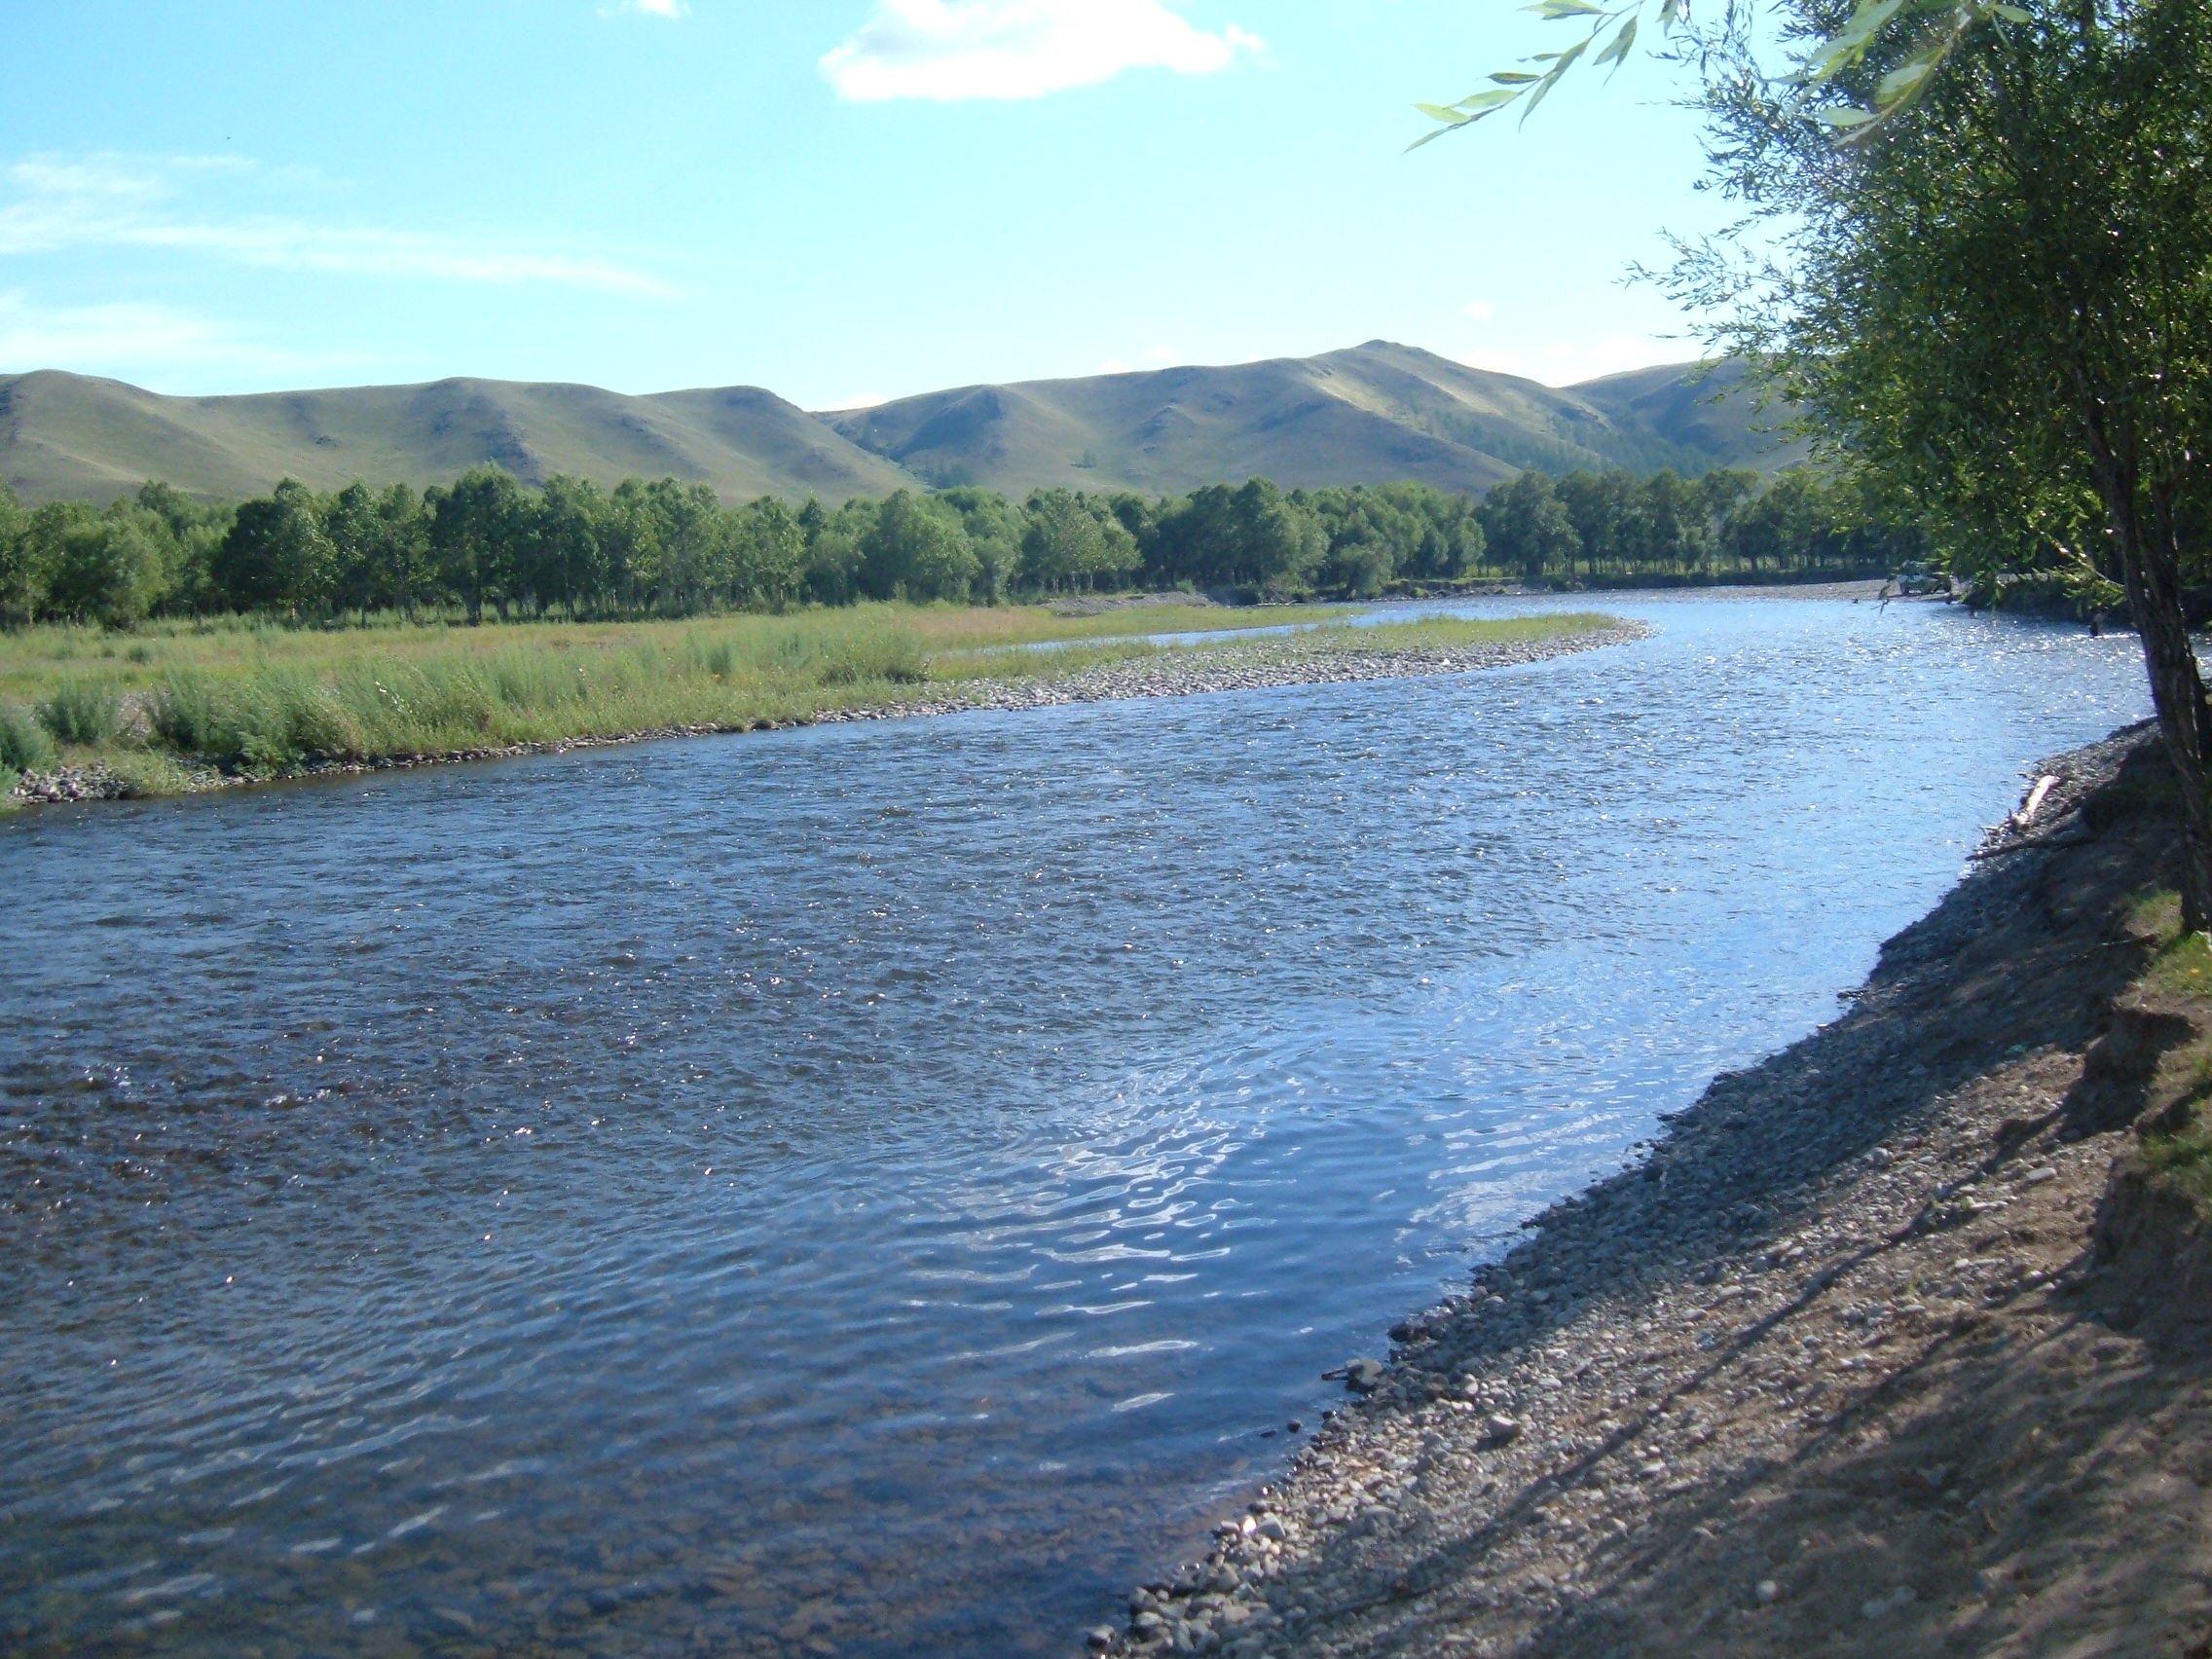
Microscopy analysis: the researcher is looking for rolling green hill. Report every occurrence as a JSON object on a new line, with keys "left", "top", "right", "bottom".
{"left": 0, "top": 344, "right": 1801, "bottom": 506}
{"left": 1568, "top": 358, "right": 1810, "bottom": 475}
{"left": 821, "top": 342, "right": 1802, "bottom": 497}
{"left": 0, "top": 371, "right": 914, "bottom": 506}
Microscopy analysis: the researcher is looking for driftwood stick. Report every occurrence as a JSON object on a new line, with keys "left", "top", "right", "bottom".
{"left": 2013, "top": 774, "right": 2062, "bottom": 828}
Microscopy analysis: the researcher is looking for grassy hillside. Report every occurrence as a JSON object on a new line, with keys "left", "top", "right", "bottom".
{"left": 0, "top": 346, "right": 1803, "bottom": 508}
{"left": 0, "top": 371, "right": 914, "bottom": 506}
{"left": 822, "top": 342, "right": 1801, "bottom": 497}
{"left": 1569, "top": 357, "right": 1811, "bottom": 474}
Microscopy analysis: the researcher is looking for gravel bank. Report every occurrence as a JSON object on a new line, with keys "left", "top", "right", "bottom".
{"left": 866, "top": 623, "right": 1653, "bottom": 719}
{"left": 5, "top": 622, "right": 1647, "bottom": 808}
{"left": 1097, "top": 722, "right": 2212, "bottom": 1659}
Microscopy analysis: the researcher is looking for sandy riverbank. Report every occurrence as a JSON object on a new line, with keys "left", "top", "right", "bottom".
{"left": 6, "top": 620, "right": 1649, "bottom": 807}
{"left": 1097, "top": 724, "right": 2212, "bottom": 1658}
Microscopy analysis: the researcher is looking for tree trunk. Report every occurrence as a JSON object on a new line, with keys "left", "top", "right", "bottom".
{"left": 2111, "top": 497, "right": 2212, "bottom": 930}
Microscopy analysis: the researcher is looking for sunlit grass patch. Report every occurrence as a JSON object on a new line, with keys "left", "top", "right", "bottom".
{"left": 0, "top": 602, "right": 1628, "bottom": 798}
{"left": 1312, "top": 611, "right": 1627, "bottom": 651}
{"left": 902, "top": 602, "right": 1365, "bottom": 652}
{"left": 3, "top": 609, "right": 965, "bottom": 782}
{"left": 2143, "top": 1089, "right": 2212, "bottom": 1205}
{"left": 928, "top": 640, "right": 1164, "bottom": 683}
{"left": 0, "top": 602, "right": 1364, "bottom": 704}
{"left": 2124, "top": 890, "right": 2212, "bottom": 997}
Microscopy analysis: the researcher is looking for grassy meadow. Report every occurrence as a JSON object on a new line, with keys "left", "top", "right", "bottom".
{"left": 0, "top": 603, "right": 1616, "bottom": 802}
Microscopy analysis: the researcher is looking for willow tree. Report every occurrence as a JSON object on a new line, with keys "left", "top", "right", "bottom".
{"left": 1657, "top": 0, "right": 2212, "bottom": 920}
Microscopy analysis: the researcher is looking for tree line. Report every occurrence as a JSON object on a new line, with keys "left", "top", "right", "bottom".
{"left": 0, "top": 461, "right": 1906, "bottom": 629}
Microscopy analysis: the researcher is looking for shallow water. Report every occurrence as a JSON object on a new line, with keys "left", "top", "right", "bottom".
{"left": 0, "top": 596, "right": 2148, "bottom": 1658}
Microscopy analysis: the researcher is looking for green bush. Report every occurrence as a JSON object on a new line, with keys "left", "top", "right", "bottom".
{"left": 0, "top": 702, "right": 56, "bottom": 773}
{"left": 102, "top": 751, "right": 193, "bottom": 798}
{"left": 36, "top": 679, "right": 125, "bottom": 746}
{"left": 148, "top": 671, "right": 363, "bottom": 771}
{"left": 814, "top": 628, "right": 927, "bottom": 686}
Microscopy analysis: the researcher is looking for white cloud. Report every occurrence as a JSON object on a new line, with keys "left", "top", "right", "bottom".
{"left": 0, "top": 292, "right": 350, "bottom": 381}
{"left": 0, "top": 153, "right": 673, "bottom": 296}
{"left": 822, "top": 0, "right": 1261, "bottom": 102}
{"left": 603, "top": 0, "right": 688, "bottom": 16}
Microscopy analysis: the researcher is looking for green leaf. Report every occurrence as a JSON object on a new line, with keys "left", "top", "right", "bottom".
{"left": 1812, "top": 104, "right": 1879, "bottom": 126}
{"left": 1457, "top": 88, "right": 1527, "bottom": 110}
{"left": 1991, "top": 3, "right": 2031, "bottom": 18}
{"left": 1490, "top": 70, "right": 1544, "bottom": 82}
{"left": 1838, "top": 0, "right": 1907, "bottom": 44}
{"left": 1523, "top": 0, "right": 1606, "bottom": 15}
{"left": 1876, "top": 46, "right": 1943, "bottom": 102}
{"left": 1415, "top": 102, "right": 1475, "bottom": 123}
{"left": 1594, "top": 14, "right": 1640, "bottom": 69}
{"left": 1520, "top": 47, "right": 1586, "bottom": 122}
{"left": 1795, "top": 0, "right": 1905, "bottom": 79}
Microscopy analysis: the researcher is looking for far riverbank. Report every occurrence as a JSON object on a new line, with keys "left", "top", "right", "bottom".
{"left": 3, "top": 613, "right": 1641, "bottom": 809}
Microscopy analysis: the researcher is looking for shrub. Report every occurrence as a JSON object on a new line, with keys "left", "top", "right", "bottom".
{"left": 0, "top": 702, "right": 55, "bottom": 773}
{"left": 36, "top": 679, "right": 125, "bottom": 746}
{"left": 102, "top": 751, "right": 194, "bottom": 798}
{"left": 148, "top": 671, "right": 362, "bottom": 771}
{"left": 815, "top": 628, "right": 927, "bottom": 686}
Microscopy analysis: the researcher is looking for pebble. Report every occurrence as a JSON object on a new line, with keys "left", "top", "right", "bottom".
{"left": 1755, "top": 1579, "right": 1782, "bottom": 1605}
{"left": 1861, "top": 1586, "right": 1918, "bottom": 1619}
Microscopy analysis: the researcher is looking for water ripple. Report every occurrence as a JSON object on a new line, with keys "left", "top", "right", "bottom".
{"left": 0, "top": 596, "right": 2149, "bottom": 1657}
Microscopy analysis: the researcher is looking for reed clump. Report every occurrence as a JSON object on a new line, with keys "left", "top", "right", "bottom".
{"left": 35, "top": 679, "right": 126, "bottom": 746}
{"left": 0, "top": 701, "right": 55, "bottom": 773}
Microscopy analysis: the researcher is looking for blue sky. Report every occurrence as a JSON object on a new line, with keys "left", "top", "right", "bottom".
{"left": 0, "top": 2, "right": 1732, "bottom": 407}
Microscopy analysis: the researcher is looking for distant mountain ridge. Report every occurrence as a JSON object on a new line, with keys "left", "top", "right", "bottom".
{"left": 0, "top": 372, "right": 913, "bottom": 507}
{"left": 0, "top": 343, "right": 1802, "bottom": 507}
{"left": 825, "top": 344, "right": 1797, "bottom": 498}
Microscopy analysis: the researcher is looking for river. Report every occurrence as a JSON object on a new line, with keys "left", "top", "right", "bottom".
{"left": 0, "top": 594, "right": 2150, "bottom": 1658}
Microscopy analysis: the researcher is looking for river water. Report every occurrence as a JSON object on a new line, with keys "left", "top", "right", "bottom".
{"left": 0, "top": 596, "right": 2150, "bottom": 1659}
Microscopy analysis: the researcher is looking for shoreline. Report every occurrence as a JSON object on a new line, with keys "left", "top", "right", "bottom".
{"left": 5, "top": 621, "right": 1650, "bottom": 810}
{"left": 1099, "top": 722, "right": 2212, "bottom": 1657}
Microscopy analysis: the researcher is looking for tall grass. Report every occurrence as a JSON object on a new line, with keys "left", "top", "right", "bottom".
{"left": 124, "top": 614, "right": 954, "bottom": 772}
{"left": 36, "top": 679, "right": 126, "bottom": 746}
{"left": 0, "top": 601, "right": 1621, "bottom": 794}
{"left": 1309, "top": 611, "right": 1625, "bottom": 650}
{"left": 0, "top": 702, "right": 55, "bottom": 772}
{"left": 0, "top": 601, "right": 1361, "bottom": 704}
